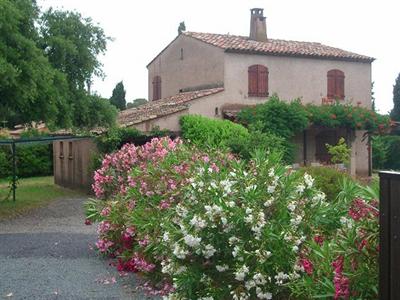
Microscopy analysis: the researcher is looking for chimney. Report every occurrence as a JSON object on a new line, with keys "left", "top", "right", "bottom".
{"left": 249, "top": 8, "right": 267, "bottom": 42}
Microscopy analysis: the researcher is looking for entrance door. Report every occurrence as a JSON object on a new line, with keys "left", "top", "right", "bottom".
{"left": 315, "top": 130, "right": 338, "bottom": 163}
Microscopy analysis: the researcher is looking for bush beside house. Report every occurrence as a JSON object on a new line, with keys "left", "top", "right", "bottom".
{"left": 86, "top": 137, "right": 378, "bottom": 299}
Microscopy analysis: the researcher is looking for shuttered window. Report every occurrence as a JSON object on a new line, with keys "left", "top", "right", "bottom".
{"left": 248, "top": 65, "right": 269, "bottom": 97}
{"left": 152, "top": 76, "right": 162, "bottom": 101}
{"left": 327, "top": 69, "right": 345, "bottom": 100}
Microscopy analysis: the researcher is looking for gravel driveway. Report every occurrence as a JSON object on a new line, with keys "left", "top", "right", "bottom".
{"left": 0, "top": 197, "right": 153, "bottom": 300}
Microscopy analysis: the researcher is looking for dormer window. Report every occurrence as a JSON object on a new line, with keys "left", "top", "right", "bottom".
{"left": 248, "top": 65, "right": 269, "bottom": 97}
{"left": 152, "top": 76, "right": 162, "bottom": 101}
{"left": 327, "top": 69, "right": 345, "bottom": 100}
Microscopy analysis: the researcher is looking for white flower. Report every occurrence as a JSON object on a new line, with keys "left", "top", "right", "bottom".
{"left": 253, "top": 273, "right": 266, "bottom": 285}
{"left": 183, "top": 234, "right": 201, "bottom": 248}
{"left": 245, "top": 280, "right": 256, "bottom": 290}
{"left": 304, "top": 173, "right": 314, "bottom": 188}
{"left": 216, "top": 264, "right": 229, "bottom": 272}
{"left": 199, "top": 297, "right": 214, "bottom": 300}
{"left": 292, "top": 245, "right": 299, "bottom": 252}
{"left": 232, "top": 245, "right": 241, "bottom": 257}
{"left": 173, "top": 243, "right": 188, "bottom": 259}
{"left": 244, "top": 214, "right": 253, "bottom": 223}
{"left": 221, "top": 217, "right": 228, "bottom": 225}
{"left": 235, "top": 265, "right": 249, "bottom": 281}
{"left": 290, "top": 215, "right": 302, "bottom": 226}
{"left": 287, "top": 202, "right": 296, "bottom": 212}
{"left": 190, "top": 215, "right": 207, "bottom": 230}
{"left": 163, "top": 232, "right": 170, "bottom": 242}
{"left": 202, "top": 244, "right": 217, "bottom": 258}
{"left": 264, "top": 198, "right": 274, "bottom": 207}
{"left": 296, "top": 184, "right": 305, "bottom": 194}
{"left": 268, "top": 168, "right": 275, "bottom": 177}
{"left": 256, "top": 287, "right": 272, "bottom": 299}
{"left": 228, "top": 201, "right": 236, "bottom": 207}
{"left": 229, "top": 236, "right": 239, "bottom": 245}
{"left": 267, "top": 185, "right": 276, "bottom": 194}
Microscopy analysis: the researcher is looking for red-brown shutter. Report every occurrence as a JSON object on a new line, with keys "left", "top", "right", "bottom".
{"left": 327, "top": 70, "right": 336, "bottom": 99}
{"left": 258, "top": 65, "right": 269, "bottom": 97}
{"left": 327, "top": 69, "right": 345, "bottom": 100}
{"left": 248, "top": 65, "right": 258, "bottom": 96}
{"left": 152, "top": 76, "right": 161, "bottom": 101}
{"left": 336, "top": 70, "right": 345, "bottom": 99}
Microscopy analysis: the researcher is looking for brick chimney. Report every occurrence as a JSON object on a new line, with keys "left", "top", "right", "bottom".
{"left": 249, "top": 8, "right": 267, "bottom": 42}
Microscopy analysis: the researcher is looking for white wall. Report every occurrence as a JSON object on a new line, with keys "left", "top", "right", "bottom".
{"left": 224, "top": 53, "right": 372, "bottom": 108}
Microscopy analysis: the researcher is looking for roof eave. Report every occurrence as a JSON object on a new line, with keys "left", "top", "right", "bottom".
{"left": 224, "top": 48, "right": 375, "bottom": 63}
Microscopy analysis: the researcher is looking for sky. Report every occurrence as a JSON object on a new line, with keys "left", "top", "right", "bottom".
{"left": 37, "top": 0, "right": 400, "bottom": 114}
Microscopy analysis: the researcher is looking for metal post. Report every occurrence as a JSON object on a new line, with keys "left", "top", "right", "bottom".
{"left": 12, "top": 141, "right": 16, "bottom": 202}
{"left": 379, "top": 171, "right": 400, "bottom": 299}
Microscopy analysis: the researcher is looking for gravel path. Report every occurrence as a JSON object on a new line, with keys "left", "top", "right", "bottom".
{"left": 0, "top": 197, "right": 154, "bottom": 300}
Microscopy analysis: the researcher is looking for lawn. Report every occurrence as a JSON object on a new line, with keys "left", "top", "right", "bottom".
{"left": 0, "top": 176, "right": 84, "bottom": 220}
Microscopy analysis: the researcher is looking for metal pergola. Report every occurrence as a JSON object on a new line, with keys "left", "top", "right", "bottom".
{"left": 0, "top": 135, "right": 90, "bottom": 201}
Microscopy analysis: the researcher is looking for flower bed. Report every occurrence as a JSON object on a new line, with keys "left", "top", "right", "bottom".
{"left": 86, "top": 137, "right": 378, "bottom": 299}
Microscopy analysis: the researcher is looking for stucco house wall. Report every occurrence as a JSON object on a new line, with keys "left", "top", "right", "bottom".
{"left": 224, "top": 53, "right": 372, "bottom": 108}
{"left": 133, "top": 109, "right": 188, "bottom": 133}
{"left": 147, "top": 35, "right": 225, "bottom": 100}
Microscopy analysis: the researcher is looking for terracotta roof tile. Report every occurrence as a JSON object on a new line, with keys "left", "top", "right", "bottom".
{"left": 183, "top": 32, "right": 374, "bottom": 62}
{"left": 118, "top": 87, "right": 224, "bottom": 126}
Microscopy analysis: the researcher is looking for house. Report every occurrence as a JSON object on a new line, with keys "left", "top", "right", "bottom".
{"left": 118, "top": 8, "right": 374, "bottom": 176}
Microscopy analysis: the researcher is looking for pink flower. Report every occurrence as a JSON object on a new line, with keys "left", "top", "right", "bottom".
{"left": 100, "top": 207, "right": 111, "bottom": 217}
{"left": 84, "top": 219, "right": 92, "bottom": 225}
{"left": 300, "top": 258, "right": 313, "bottom": 275}
{"left": 97, "top": 221, "right": 112, "bottom": 234}
{"left": 332, "top": 256, "right": 350, "bottom": 299}
{"left": 139, "top": 236, "right": 150, "bottom": 247}
{"left": 159, "top": 200, "right": 170, "bottom": 210}
{"left": 96, "top": 239, "right": 114, "bottom": 252}
{"left": 313, "top": 235, "right": 324, "bottom": 246}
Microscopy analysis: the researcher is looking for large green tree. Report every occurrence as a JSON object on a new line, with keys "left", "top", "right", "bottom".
{"left": 0, "top": 0, "right": 70, "bottom": 127}
{"left": 0, "top": 0, "right": 116, "bottom": 129}
{"left": 39, "top": 9, "right": 109, "bottom": 90}
{"left": 391, "top": 73, "right": 400, "bottom": 121}
{"left": 110, "top": 81, "right": 126, "bottom": 110}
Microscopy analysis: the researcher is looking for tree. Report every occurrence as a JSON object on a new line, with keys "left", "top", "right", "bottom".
{"left": 39, "top": 9, "right": 110, "bottom": 90}
{"left": 110, "top": 81, "right": 126, "bottom": 110}
{"left": 0, "top": 0, "right": 70, "bottom": 127}
{"left": 127, "top": 98, "right": 147, "bottom": 109}
{"left": 178, "top": 21, "right": 186, "bottom": 35}
{"left": 391, "top": 73, "right": 400, "bottom": 121}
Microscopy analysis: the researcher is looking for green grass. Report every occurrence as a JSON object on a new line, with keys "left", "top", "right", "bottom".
{"left": 0, "top": 176, "right": 84, "bottom": 220}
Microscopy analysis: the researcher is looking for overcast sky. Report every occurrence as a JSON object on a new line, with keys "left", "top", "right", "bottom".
{"left": 38, "top": 0, "right": 399, "bottom": 114}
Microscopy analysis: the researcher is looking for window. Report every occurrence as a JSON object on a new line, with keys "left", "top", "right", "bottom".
{"left": 327, "top": 69, "right": 345, "bottom": 100}
{"left": 180, "top": 48, "right": 184, "bottom": 60}
{"left": 152, "top": 76, "right": 162, "bottom": 101}
{"left": 248, "top": 65, "right": 269, "bottom": 97}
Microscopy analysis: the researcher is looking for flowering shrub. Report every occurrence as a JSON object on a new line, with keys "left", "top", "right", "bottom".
{"left": 87, "top": 137, "right": 379, "bottom": 299}
{"left": 288, "top": 179, "right": 379, "bottom": 299}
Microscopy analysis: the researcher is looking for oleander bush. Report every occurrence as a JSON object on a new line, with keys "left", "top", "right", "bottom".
{"left": 299, "top": 166, "right": 353, "bottom": 202}
{"left": 86, "top": 137, "right": 379, "bottom": 299}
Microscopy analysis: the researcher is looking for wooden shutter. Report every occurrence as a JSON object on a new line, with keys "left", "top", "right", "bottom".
{"left": 258, "top": 65, "right": 269, "bottom": 97}
{"left": 327, "top": 70, "right": 336, "bottom": 99}
{"left": 152, "top": 76, "right": 161, "bottom": 101}
{"left": 248, "top": 65, "right": 268, "bottom": 97}
{"left": 248, "top": 65, "right": 258, "bottom": 96}
{"left": 327, "top": 69, "right": 345, "bottom": 100}
{"left": 336, "top": 70, "right": 345, "bottom": 99}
